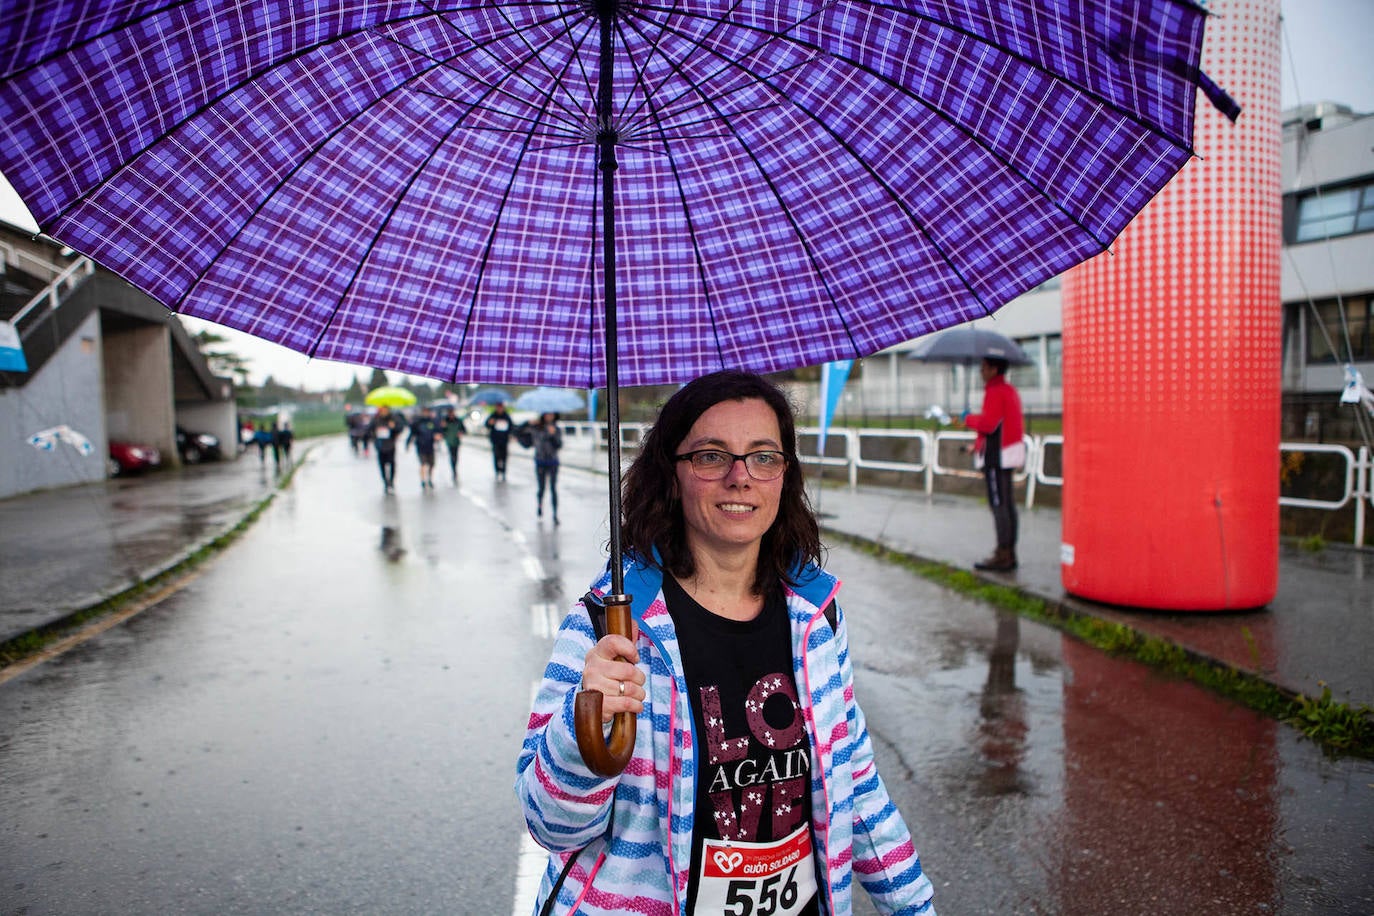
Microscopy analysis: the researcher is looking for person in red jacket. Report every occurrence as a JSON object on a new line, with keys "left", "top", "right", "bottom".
{"left": 961, "top": 357, "right": 1025, "bottom": 571}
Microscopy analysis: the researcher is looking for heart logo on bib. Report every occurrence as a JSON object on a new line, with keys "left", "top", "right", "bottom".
{"left": 712, "top": 850, "right": 744, "bottom": 874}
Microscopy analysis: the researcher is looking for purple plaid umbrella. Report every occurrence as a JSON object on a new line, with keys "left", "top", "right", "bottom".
{"left": 0, "top": 0, "right": 1232, "bottom": 773}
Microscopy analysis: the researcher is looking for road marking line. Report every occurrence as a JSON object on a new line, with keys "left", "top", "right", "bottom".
{"left": 513, "top": 831, "right": 547, "bottom": 916}
{"left": 522, "top": 556, "right": 545, "bottom": 580}
{"left": 530, "top": 602, "right": 562, "bottom": 638}
{"left": 515, "top": 678, "right": 547, "bottom": 916}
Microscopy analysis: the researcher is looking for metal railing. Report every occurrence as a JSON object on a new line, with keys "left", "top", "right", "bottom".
{"left": 8, "top": 255, "right": 95, "bottom": 335}
{"left": 557, "top": 422, "right": 1371, "bottom": 547}
{"left": 1278, "top": 442, "right": 1371, "bottom": 547}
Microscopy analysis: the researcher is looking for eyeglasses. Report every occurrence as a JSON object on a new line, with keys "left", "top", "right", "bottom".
{"left": 675, "top": 449, "right": 788, "bottom": 481}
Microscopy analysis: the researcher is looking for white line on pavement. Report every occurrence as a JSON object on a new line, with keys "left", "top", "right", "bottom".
{"left": 514, "top": 680, "right": 546, "bottom": 915}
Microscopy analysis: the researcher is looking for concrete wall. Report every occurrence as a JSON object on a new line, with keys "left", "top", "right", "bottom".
{"left": 0, "top": 311, "right": 107, "bottom": 498}
{"left": 175, "top": 398, "right": 239, "bottom": 459}
{"left": 102, "top": 321, "right": 175, "bottom": 458}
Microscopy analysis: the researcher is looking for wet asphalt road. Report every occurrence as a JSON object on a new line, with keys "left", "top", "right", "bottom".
{"left": 2, "top": 439, "right": 1372, "bottom": 915}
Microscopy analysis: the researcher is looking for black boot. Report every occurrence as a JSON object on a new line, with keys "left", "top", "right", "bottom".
{"left": 975, "top": 547, "right": 1017, "bottom": 572}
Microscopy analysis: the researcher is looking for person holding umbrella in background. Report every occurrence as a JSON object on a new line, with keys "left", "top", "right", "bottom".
{"left": 961, "top": 357, "right": 1025, "bottom": 572}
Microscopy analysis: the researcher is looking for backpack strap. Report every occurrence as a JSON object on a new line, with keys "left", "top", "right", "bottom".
{"left": 823, "top": 600, "right": 838, "bottom": 632}
{"left": 583, "top": 591, "right": 608, "bottom": 641}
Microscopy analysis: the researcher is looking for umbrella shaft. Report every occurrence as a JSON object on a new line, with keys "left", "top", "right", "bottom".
{"left": 598, "top": 2, "right": 625, "bottom": 597}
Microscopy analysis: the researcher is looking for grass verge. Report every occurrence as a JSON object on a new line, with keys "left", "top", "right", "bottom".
{"left": 826, "top": 528, "right": 1374, "bottom": 759}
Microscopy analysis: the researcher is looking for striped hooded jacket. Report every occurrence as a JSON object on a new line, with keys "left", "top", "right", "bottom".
{"left": 515, "top": 555, "right": 936, "bottom": 915}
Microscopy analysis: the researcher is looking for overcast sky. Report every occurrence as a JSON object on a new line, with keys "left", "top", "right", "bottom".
{"left": 2, "top": 0, "right": 1371, "bottom": 390}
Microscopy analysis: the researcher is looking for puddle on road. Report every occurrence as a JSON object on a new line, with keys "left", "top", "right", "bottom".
{"left": 833, "top": 544, "right": 1374, "bottom": 916}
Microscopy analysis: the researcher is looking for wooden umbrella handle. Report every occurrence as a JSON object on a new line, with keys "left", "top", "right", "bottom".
{"left": 574, "top": 597, "right": 637, "bottom": 778}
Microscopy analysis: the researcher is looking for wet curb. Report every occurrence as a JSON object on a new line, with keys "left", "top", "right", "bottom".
{"left": 821, "top": 528, "right": 1314, "bottom": 718}
{"left": 0, "top": 447, "right": 312, "bottom": 668}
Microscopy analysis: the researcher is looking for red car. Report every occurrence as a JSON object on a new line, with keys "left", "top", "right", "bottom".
{"left": 108, "top": 440, "right": 162, "bottom": 477}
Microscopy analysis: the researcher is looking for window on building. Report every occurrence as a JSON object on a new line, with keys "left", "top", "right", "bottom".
{"left": 1293, "top": 181, "right": 1374, "bottom": 242}
{"left": 1046, "top": 334, "right": 1063, "bottom": 387}
{"left": 1008, "top": 338, "right": 1041, "bottom": 390}
{"left": 1305, "top": 296, "right": 1372, "bottom": 362}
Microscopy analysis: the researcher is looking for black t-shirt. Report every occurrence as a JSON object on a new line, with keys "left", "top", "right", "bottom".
{"left": 663, "top": 575, "right": 820, "bottom": 916}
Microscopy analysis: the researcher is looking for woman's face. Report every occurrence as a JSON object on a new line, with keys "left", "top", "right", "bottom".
{"left": 673, "top": 397, "right": 785, "bottom": 560}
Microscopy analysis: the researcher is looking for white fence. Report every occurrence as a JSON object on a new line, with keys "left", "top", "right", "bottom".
{"left": 556, "top": 421, "right": 1372, "bottom": 547}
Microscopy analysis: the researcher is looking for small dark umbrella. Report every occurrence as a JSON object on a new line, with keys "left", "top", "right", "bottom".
{"left": 908, "top": 327, "right": 1032, "bottom": 412}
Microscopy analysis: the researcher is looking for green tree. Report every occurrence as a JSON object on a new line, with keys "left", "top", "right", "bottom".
{"left": 367, "top": 368, "right": 390, "bottom": 391}
{"left": 345, "top": 374, "right": 366, "bottom": 403}
{"left": 193, "top": 329, "right": 252, "bottom": 385}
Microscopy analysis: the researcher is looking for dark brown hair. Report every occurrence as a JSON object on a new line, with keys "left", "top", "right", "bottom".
{"left": 620, "top": 370, "right": 822, "bottom": 594}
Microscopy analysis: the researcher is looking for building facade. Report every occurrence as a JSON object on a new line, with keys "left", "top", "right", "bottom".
{"left": 852, "top": 103, "right": 1374, "bottom": 434}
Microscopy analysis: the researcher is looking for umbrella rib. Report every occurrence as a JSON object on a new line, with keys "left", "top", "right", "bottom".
{"left": 636, "top": 13, "right": 1073, "bottom": 316}
{"left": 614, "top": 16, "right": 728, "bottom": 368}
{"left": 635, "top": 5, "right": 1196, "bottom": 251}
{"left": 410, "top": 90, "right": 585, "bottom": 141}
{"left": 460, "top": 0, "right": 598, "bottom": 131}
{"left": 305, "top": 79, "right": 520, "bottom": 362}
{"left": 616, "top": 0, "right": 777, "bottom": 135}
{"left": 584, "top": 122, "right": 600, "bottom": 391}
{"left": 396, "top": 2, "right": 592, "bottom": 136}
{"left": 636, "top": 0, "right": 1199, "bottom": 161}
{"left": 171, "top": 24, "right": 576, "bottom": 324}
{"left": 621, "top": 12, "right": 863, "bottom": 357}
{"left": 447, "top": 35, "right": 584, "bottom": 383}
{"left": 29, "top": 5, "right": 580, "bottom": 236}
{"left": 623, "top": 57, "right": 809, "bottom": 143}
{"left": 606, "top": 0, "right": 699, "bottom": 131}
{"left": 0, "top": 0, "right": 410, "bottom": 80}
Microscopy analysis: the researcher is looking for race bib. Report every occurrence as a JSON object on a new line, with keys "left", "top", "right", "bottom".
{"left": 375, "top": 427, "right": 391, "bottom": 440}
{"left": 695, "top": 823, "right": 816, "bottom": 916}
{"left": 493, "top": 419, "right": 510, "bottom": 431}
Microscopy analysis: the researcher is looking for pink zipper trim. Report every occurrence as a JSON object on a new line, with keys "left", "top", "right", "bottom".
{"left": 798, "top": 592, "right": 838, "bottom": 916}
{"left": 667, "top": 677, "right": 681, "bottom": 915}
{"left": 568, "top": 850, "right": 607, "bottom": 914}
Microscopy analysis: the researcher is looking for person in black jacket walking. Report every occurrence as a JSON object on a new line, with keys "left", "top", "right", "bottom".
{"left": 407, "top": 406, "right": 441, "bottom": 490}
{"left": 370, "top": 406, "right": 405, "bottom": 493}
{"left": 530, "top": 412, "right": 563, "bottom": 524}
{"left": 485, "top": 403, "right": 514, "bottom": 481}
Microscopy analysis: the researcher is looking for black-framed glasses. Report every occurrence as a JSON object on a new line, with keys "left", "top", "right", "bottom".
{"left": 675, "top": 449, "right": 788, "bottom": 481}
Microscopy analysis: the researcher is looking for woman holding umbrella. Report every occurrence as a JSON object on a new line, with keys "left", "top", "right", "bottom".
{"left": 517, "top": 371, "right": 935, "bottom": 916}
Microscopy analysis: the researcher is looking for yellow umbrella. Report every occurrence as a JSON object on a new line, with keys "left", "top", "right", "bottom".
{"left": 363, "top": 386, "right": 416, "bottom": 408}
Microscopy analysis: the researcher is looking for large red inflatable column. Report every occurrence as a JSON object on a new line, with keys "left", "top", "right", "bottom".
{"left": 1060, "top": 0, "right": 1281, "bottom": 610}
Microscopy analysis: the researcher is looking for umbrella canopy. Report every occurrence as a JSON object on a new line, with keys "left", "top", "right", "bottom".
{"left": 0, "top": 1, "right": 1225, "bottom": 391}
{"left": 364, "top": 386, "right": 417, "bottom": 408}
{"left": 467, "top": 387, "right": 513, "bottom": 408}
{"left": 908, "top": 328, "right": 1034, "bottom": 367}
{"left": 515, "top": 388, "right": 586, "bottom": 415}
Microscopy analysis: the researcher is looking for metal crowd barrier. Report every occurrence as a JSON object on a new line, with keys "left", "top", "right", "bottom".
{"left": 557, "top": 422, "right": 1371, "bottom": 547}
